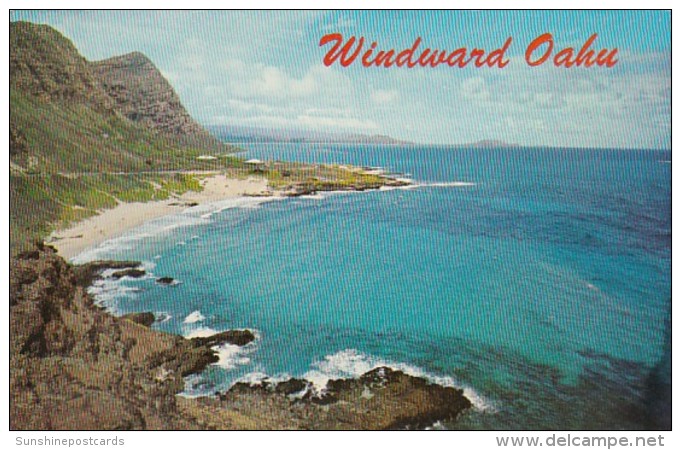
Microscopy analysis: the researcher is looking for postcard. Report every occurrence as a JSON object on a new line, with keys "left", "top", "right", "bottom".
{"left": 9, "top": 10, "right": 671, "bottom": 434}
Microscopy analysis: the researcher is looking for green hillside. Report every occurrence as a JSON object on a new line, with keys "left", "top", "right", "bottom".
{"left": 9, "top": 21, "right": 235, "bottom": 255}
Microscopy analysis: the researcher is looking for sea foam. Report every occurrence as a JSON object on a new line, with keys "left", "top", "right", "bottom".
{"left": 184, "top": 327, "right": 218, "bottom": 339}
{"left": 86, "top": 279, "right": 142, "bottom": 315}
{"left": 379, "top": 180, "right": 476, "bottom": 192}
{"left": 301, "top": 349, "right": 494, "bottom": 412}
{"left": 197, "top": 196, "right": 283, "bottom": 220}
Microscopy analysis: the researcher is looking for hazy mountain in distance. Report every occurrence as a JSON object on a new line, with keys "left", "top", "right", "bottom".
{"left": 208, "top": 125, "right": 415, "bottom": 145}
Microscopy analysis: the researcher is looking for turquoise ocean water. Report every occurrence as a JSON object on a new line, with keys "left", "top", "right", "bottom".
{"left": 77, "top": 145, "right": 671, "bottom": 429}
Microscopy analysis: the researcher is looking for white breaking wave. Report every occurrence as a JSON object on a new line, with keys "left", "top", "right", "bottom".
{"left": 156, "top": 312, "right": 172, "bottom": 323}
{"left": 212, "top": 343, "right": 255, "bottom": 370}
{"left": 86, "top": 279, "right": 142, "bottom": 314}
{"left": 197, "top": 196, "right": 283, "bottom": 220}
{"left": 301, "top": 349, "right": 494, "bottom": 412}
{"left": 181, "top": 327, "right": 259, "bottom": 389}
{"left": 183, "top": 310, "right": 206, "bottom": 324}
{"left": 380, "top": 180, "right": 476, "bottom": 192}
{"left": 298, "top": 194, "right": 325, "bottom": 200}
{"left": 139, "top": 260, "right": 156, "bottom": 272}
{"left": 70, "top": 218, "right": 204, "bottom": 265}
{"left": 379, "top": 184, "right": 420, "bottom": 191}
{"left": 237, "top": 371, "right": 293, "bottom": 386}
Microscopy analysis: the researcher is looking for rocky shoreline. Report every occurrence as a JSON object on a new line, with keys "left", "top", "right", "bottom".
{"left": 10, "top": 243, "right": 472, "bottom": 430}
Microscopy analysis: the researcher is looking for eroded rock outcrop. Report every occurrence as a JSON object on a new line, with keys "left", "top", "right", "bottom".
{"left": 10, "top": 244, "right": 472, "bottom": 430}
{"left": 121, "top": 312, "right": 156, "bottom": 327}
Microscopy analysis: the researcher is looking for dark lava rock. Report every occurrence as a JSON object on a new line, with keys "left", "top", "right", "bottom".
{"left": 10, "top": 244, "right": 197, "bottom": 429}
{"left": 323, "top": 366, "right": 472, "bottom": 430}
{"left": 156, "top": 277, "right": 175, "bottom": 285}
{"left": 121, "top": 312, "right": 156, "bottom": 327}
{"left": 190, "top": 330, "right": 256, "bottom": 348}
{"left": 10, "top": 243, "right": 229, "bottom": 430}
{"left": 228, "top": 382, "right": 268, "bottom": 395}
{"left": 176, "top": 348, "right": 220, "bottom": 377}
{"left": 110, "top": 268, "right": 146, "bottom": 279}
{"left": 72, "top": 260, "right": 142, "bottom": 286}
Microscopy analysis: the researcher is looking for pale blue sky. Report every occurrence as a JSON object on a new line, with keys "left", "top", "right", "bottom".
{"left": 11, "top": 10, "right": 671, "bottom": 148}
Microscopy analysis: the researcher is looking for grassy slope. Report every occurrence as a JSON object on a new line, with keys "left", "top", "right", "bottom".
{"left": 10, "top": 89, "right": 244, "bottom": 255}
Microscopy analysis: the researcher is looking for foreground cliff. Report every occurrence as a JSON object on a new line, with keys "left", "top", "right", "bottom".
{"left": 10, "top": 244, "right": 471, "bottom": 430}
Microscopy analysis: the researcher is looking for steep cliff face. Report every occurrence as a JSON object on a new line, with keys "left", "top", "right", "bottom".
{"left": 10, "top": 21, "right": 113, "bottom": 111}
{"left": 91, "top": 52, "right": 220, "bottom": 147}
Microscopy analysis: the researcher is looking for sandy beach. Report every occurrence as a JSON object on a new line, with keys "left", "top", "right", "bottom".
{"left": 48, "top": 174, "right": 274, "bottom": 260}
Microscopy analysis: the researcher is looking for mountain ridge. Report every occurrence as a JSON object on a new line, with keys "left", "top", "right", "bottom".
{"left": 10, "top": 21, "right": 230, "bottom": 254}
{"left": 91, "top": 51, "right": 219, "bottom": 147}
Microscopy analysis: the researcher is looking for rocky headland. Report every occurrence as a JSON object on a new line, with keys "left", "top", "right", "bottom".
{"left": 10, "top": 243, "right": 472, "bottom": 430}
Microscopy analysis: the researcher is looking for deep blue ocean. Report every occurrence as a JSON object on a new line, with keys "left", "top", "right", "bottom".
{"left": 78, "top": 144, "right": 671, "bottom": 429}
